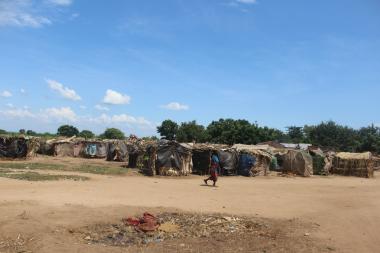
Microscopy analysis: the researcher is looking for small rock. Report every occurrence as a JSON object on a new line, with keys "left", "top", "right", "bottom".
{"left": 180, "top": 243, "right": 185, "bottom": 247}
{"left": 304, "top": 233, "right": 310, "bottom": 236}
{"left": 84, "top": 236, "right": 91, "bottom": 240}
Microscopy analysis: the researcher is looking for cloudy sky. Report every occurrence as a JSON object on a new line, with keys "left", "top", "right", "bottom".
{"left": 0, "top": 0, "right": 379, "bottom": 136}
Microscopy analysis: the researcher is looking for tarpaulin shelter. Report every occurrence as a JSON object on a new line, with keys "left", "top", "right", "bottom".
{"left": 217, "top": 149, "right": 238, "bottom": 176}
{"left": 190, "top": 143, "right": 228, "bottom": 175}
{"left": 282, "top": 150, "right": 313, "bottom": 177}
{"left": 232, "top": 144, "right": 272, "bottom": 176}
{"left": 53, "top": 141, "right": 74, "bottom": 157}
{"left": 333, "top": 152, "right": 374, "bottom": 178}
{"left": 106, "top": 140, "right": 129, "bottom": 162}
{"left": 82, "top": 141, "right": 108, "bottom": 158}
{"left": 0, "top": 136, "right": 38, "bottom": 159}
{"left": 147, "top": 140, "right": 192, "bottom": 176}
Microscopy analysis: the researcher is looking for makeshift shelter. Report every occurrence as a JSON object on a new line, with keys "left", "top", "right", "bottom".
{"left": 73, "top": 142, "right": 84, "bottom": 157}
{"left": 281, "top": 143, "right": 312, "bottom": 151}
{"left": 82, "top": 141, "right": 108, "bottom": 158}
{"left": 309, "top": 148, "right": 327, "bottom": 175}
{"left": 374, "top": 157, "right": 380, "bottom": 171}
{"left": 233, "top": 144, "right": 272, "bottom": 176}
{"left": 333, "top": 152, "right": 374, "bottom": 178}
{"left": 217, "top": 149, "right": 238, "bottom": 176}
{"left": 147, "top": 140, "right": 192, "bottom": 176}
{"left": 107, "top": 141, "right": 129, "bottom": 162}
{"left": 53, "top": 141, "right": 74, "bottom": 157}
{"left": 257, "top": 141, "right": 285, "bottom": 149}
{"left": 189, "top": 144, "right": 228, "bottom": 175}
{"left": 282, "top": 150, "right": 313, "bottom": 177}
{"left": 37, "top": 139, "right": 54, "bottom": 155}
{"left": 0, "top": 136, "right": 28, "bottom": 158}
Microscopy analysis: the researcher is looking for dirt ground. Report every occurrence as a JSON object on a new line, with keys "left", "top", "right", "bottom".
{"left": 0, "top": 157, "right": 379, "bottom": 253}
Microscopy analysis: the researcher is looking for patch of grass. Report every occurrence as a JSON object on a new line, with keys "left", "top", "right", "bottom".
{"left": 0, "top": 162, "right": 128, "bottom": 175}
{"left": 0, "top": 168, "right": 12, "bottom": 173}
{"left": 0, "top": 171, "right": 89, "bottom": 181}
{"left": 0, "top": 162, "right": 66, "bottom": 171}
{"left": 72, "top": 165, "right": 129, "bottom": 175}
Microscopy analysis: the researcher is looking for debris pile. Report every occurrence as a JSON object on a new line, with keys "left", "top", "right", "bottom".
{"left": 80, "top": 212, "right": 275, "bottom": 247}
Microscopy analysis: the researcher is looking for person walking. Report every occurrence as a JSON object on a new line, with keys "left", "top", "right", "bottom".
{"left": 204, "top": 153, "right": 220, "bottom": 187}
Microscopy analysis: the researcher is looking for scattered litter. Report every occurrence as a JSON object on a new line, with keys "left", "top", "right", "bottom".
{"left": 79, "top": 212, "right": 275, "bottom": 247}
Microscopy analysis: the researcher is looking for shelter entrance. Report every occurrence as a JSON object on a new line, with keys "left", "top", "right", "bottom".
{"left": 192, "top": 150, "right": 211, "bottom": 175}
{"left": 128, "top": 154, "right": 138, "bottom": 168}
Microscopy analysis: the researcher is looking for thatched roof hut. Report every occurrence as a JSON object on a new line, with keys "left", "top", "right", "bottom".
{"left": 232, "top": 144, "right": 273, "bottom": 176}
{"left": 281, "top": 150, "right": 313, "bottom": 177}
{"left": 0, "top": 136, "right": 40, "bottom": 159}
{"left": 333, "top": 152, "right": 374, "bottom": 178}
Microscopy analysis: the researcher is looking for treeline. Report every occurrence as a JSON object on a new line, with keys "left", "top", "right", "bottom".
{"left": 157, "top": 119, "right": 380, "bottom": 154}
{"left": 0, "top": 125, "right": 157, "bottom": 141}
{"left": 2, "top": 120, "right": 379, "bottom": 154}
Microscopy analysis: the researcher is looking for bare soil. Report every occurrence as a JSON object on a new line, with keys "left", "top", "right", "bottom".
{"left": 0, "top": 156, "right": 379, "bottom": 252}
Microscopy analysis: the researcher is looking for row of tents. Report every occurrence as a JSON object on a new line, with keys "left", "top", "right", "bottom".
{"left": 0, "top": 136, "right": 377, "bottom": 178}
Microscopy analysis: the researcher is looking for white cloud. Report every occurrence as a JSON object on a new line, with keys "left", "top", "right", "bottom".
{"left": 47, "top": 79, "right": 81, "bottom": 101}
{"left": 161, "top": 102, "right": 189, "bottom": 111}
{"left": 20, "top": 88, "right": 26, "bottom": 94}
{"left": 47, "top": 0, "right": 73, "bottom": 6}
{"left": 90, "top": 113, "right": 153, "bottom": 127}
{"left": 0, "top": 90, "right": 12, "bottom": 97}
{"left": 0, "top": 0, "right": 52, "bottom": 28}
{"left": 0, "top": 0, "right": 73, "bottom": 28}
{"left": 6, "top": 103, "right": 14, "bottom": 108}
{"left": 0, "top": 108, "right": 35, "bottom": 118}
{"left": 43, "top": 107, "right": 77, "bottom": 122}
{"left": 235, "top": 0, "right": 257, "bottom": 4}
{"left": 95, "top": 104, "right": 109, "bottom": 111}
{"left": 102, "top": 89, "right": 131, "bottom": 105}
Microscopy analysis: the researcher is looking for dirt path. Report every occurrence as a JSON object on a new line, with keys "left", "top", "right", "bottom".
{"left": 0, "top": 171, "right": 379, "bottom": 252}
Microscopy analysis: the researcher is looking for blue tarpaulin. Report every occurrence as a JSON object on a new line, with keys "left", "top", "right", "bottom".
{"left": 238, "top": 154, "right": 256, "bottom": 176}
{"left": 86, "top": 144, "right": 97, "bottom": 157}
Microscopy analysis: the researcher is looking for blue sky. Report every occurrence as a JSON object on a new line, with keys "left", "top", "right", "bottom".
{"left": 0, "top": 0, "right": 379, "bottom": 136}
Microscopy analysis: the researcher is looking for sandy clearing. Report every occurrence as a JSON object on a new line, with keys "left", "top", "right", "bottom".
{"left": 0, "top": 168, "right": 379, "bottom": 252}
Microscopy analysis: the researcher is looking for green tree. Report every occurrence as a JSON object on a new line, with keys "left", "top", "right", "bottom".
{"left": 304, "top": 121, "right": 359, "bottom": 151}
{"left": 19, "top": 129, "right": 26, "bottom": 134}
{"left": 206, "top": 119, "right": 258, "bottom": 145}
{"left": 177, "top": 121, "right": 208, "bottom": 143}
{"left": 26, "top": 130, "right": 37, "bottom": 136}
{"left": 0, "top": 129, "right": 7, "bottom": 135}
{"left": 142, "top": 136, "right": 159, "bottom": 141}
{"left": 57, "top": 125, "right": 79, "bottom": 137}
{"left": 101, "top": 128, "right": 125, "bottom": 140}
{"left": 357, "top": 125, "right": 380, "bottom": 153}
{"left": 79, "top": 130, "right": 95, "bottom": 139}
{"left": 286, "top": 126, "right": 304, "bottom": 143}
{"left": 157, "top": 120, "right": 178, "bottom": 140}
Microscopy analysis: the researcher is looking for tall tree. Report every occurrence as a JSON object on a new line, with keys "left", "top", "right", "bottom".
{"left": 206, "top": 119, "right": 258, "bottom": 145}
{"left": 157, "top": 120, "right": 178, "bottom": 140}
{"left": 357, "top": 125, "right": 380, "bottom": 153}
{"left": 57, "top": 125, "right": 79, "bottom": 137}
{"left": 101, "top": 128, "right": 125, "bottom": 140}
{"left": 26, "top": 130, "right": 37, "bottom": 136}
{"left": 286, "top": 126, "right": 304, "bottom": 143}
{"left": 79, "top": 130, "right": 95, "bottom": 139}
{"left": 177, "top": 120, "right": 208, "bottom": 143}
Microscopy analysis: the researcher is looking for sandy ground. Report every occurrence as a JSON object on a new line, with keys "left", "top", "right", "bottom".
{"left": 0, "top": 157, "right": 379, "bottom": 252}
